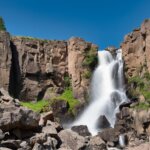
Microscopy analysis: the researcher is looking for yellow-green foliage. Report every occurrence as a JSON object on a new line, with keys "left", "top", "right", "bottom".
{"left": 82, "top": 70, "right": 92, "bottom": 79}
{"left": 21, "top": 88, "right": 80, "bottom": 115}
{"left": 21, "top": 100, "right": 49, "bottom": 113}
{"left": 129, "top": 72, "right": 150, "bottom": 109}
{"left": 132, "top": 102, "right": 150, "bottom": 110}
{"left": 83, "top": 47, "right": 97, "bottom": 69}
{"left": 53, "top": 88, "right": 80, "bottom": 113}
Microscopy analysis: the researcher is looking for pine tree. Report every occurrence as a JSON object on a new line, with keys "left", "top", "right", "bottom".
{"left": 0, "top": 17, "right": 6, "bottom": 31}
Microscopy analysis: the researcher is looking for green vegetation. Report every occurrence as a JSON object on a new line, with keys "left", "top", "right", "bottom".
{"left": 21, "top": 87, "right": 79, "bottom": 115}
{"left": 82, "top": 47, "right": 97, "bottom": 79}
{"left": 64, "top": 75, "right": 71, "bottom": 87}
{"left": 21, "top": 99, "right": 49, "bottom": 113}
{"left": 128, "top": 72, "right": 150, "bottom": 109}
{"left": 14, "top": 36, "right": 49, "bottom": 42}
{"left": 51, "top": 88, "right": 80, "bottom": 114}
{"left": 132, "top": 102, "right": 150, "bottom": 110}
{"left": 0, "top": 17, "right": 6, "bottom": 31}
{"left": 83, "top": 47, "right": 98, "bottom": 69}
{"left": 82, "top": 70, "right": 92, "bottom": 79}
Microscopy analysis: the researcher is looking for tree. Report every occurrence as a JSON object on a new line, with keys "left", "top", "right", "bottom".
{"left": 0, "top": 17, "right": 6, "bottom": 31}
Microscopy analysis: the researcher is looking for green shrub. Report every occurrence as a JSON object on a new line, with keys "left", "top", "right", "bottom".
{"left": 83, "top": 47, "right": 97, "bottom": 69}
{"left": 0, "top": 17, "right": 6, "bottom": 31}
{"left": 55, "top": 88, "right": 80, "bottom": 113}
{"left": 128, "top": 73, "right": 150, "bottom": 110}
{"left": 20, "top": 99, "right": 49, "bottom": 113}
{"left": 132, "top": 102, "right": 150, "bottom": 110}
{"left": 144, "top": 72, "right": 150, "bottom": 80}
{"left": 64, "top": 75, "right": 71, "bottom": 87}
{"left": 82, "top": 70, "right": 92, "bottom": 79}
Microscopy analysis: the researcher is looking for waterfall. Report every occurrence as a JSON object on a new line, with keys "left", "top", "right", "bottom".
{"left": 72, "top": 49, "right": 128, "bottom": 135}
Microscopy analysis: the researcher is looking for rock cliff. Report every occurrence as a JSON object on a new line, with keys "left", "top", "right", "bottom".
{"left": 0, "top": 34, "right": 98, "bottom": 102}
{"left": 122, "top": 19, "right": 150, "bottom": 103}
{"left": 122, "top": 19, "right": 150, "bottom": 78}
{"left": 0, "top": 31, "right": 12, "bottom": 91}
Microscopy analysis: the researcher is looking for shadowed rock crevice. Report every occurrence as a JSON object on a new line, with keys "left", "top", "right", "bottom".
{"left": 9, "top": 42, "right": 22, "bottom": 99}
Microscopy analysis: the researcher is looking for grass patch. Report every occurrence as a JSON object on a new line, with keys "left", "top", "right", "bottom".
{"left": 20, "top": 88, "right": 80, "bottom": 115}
{"left": 132, "top": 102, "right": 150, "bottom": 110}
{"left": 21, "top": 99, "right": 49, "bottom": 113}
{"left": 55, "top": 88, "right": 80, "bottom": 113}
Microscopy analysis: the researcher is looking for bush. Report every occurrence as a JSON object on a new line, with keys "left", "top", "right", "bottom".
{"left": 0, "top": 17, "right": 6, "bottom": 31}
{"left": 128, "top": 72, "right": 150, "bottom": 110}
{"left": 83, "top": 47, "right": 97, "bottom": 69}
{"left": 54, "top": 88, "right": 80, "bottom": 114}
{"left": 132, "top": 102, "right": 150, "bottom": 110}
{"left": 82, "top": 70, "right": 92, "bottom": 79}
{"left": 64, "top": 75, "right": 71, "bottom": 88}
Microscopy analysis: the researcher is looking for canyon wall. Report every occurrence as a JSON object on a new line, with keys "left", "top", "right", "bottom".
{"left": 122, "top": 19, "right": 150, "bottom": 78}
{"left": 122, "top": 19, "right": 150, "bottom": 101}
{"left": 0, "top": 31, "right": 12, "bottom": 91}
{"left": 0, "top": 34, "right": 98, "bottom": 102}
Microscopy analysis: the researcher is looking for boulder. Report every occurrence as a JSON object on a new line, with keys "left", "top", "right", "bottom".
{"left": 51, "top": 99, "right": 71, "bottom": 122}
{"left": 58, "top": 129, "right": 86, "bottom": 150}
{"left": 127, "top": 142, "right": 150, "bottom": 150}
{"left": 46, "top": 120, "right": 63, "bottom": 132}
{"left": 98, "top": 128, "right": 119, "bottom": 142}
{"left": 71, "top": 125, "right": 91, "bottom": 137}
{"left": 32, "top": 143, "right": 43, "bottom": 150}
{"left": 42, "top": 126, "right": 57, "bottom": 137}
{"left": 39, "top": 111, "right": 54, "bottom": 126}
{"left": 0, "top": 148, "right": 12, "bottom": 150}
{"left": 0, "top": 104, "right": 40, "bottom": 131}
{"left": 29, "top": 133, "right": 47, "bottom": 146}
{"left": 131, "top": 109, "right": 150, "bottom": 135}
{"left": 0, "top": 139, "right": 21, "bottom": 149}
{"left": 96, "top": 115, "right": 110, "bottom": 129}
{"left": 20, "top": 141, "right": 31, "bottom": 150}
{"left": 88, "top": 135, "right": 106, "bottom": 150}
{"left": 11, "top": 128, "right": 34, "bottom": 139}
{"left": 51, "top": 99, "right": 69, "bottom": 115}
{"left": 0, "top": 129, "right": 5, "bottom": 140}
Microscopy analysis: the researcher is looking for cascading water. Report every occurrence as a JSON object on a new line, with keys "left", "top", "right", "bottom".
{"left": 72, "top": 49, "right": 128, "bottom": 135}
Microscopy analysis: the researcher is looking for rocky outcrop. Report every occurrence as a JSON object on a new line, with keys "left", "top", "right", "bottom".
{"left": 11, "top": 37, "right": 68, "bottom": 101}
{"left": 68, "top": 38, "right": 97, "bottom": 102}
{"left": 121, "top": 19, "right": 150, "bottom": 105}
{"left": 122, "top": 19, "right": 150, "bottom": 78}
{"left": 0, "top": 31, "right": 11, "bottom": 92}
{"left": 0, "top": 88, "right": 40, "bottom": 131}
{"left": 0, "top": 89, "right": 109, "bottom": 150}
{"left": 0, "top": 33, "right": 98, "bottom": 102}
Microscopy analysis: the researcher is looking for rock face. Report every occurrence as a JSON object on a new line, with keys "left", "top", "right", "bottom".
{"left": 122, "top": 19, "right": 150, "bottom": 78}
{"left": 68, "top": 37, "right": 97, "bottom": 102}
{"left": 0, "top": 31, "right": 11, "bottom": 92}
{"left": 11, "top": 37, "right": 68, "bottom": 101}
{"left": 0, "top": 34, "right": 98, "bottom": 102}
{"left": 0, "top": 88, "right": 40, "bottom": 131}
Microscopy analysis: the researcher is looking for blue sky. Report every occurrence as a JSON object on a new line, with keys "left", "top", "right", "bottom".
{"left": 0, "top": 0, "right": 150, "bottom": 49}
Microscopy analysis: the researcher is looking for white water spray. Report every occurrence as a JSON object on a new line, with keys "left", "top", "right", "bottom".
{"left": 72, "top": 49, "right": 128, "bottom": 135}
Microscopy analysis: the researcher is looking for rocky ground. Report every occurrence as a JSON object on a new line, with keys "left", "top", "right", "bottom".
{"left": 0, "top": 88, "right": 150, "bottom": 150}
